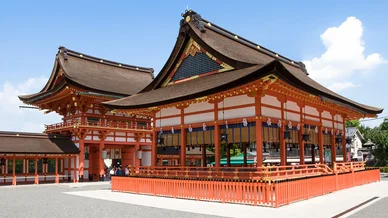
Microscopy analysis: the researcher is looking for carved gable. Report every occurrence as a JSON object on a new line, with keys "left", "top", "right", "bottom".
{"left": 162, "top": 38, "right": 233, "bottom": 86}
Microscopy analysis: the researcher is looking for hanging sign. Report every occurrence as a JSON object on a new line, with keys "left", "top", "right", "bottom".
{"left": 297, "top": 123, "right": 300, "bottom": 131}
{"left": 288, "top": 121, "right": 292, "bottom": 129}
{"left": 203, "top": 123, "right": 207, "bottom": 131}
{"left": 267, "top": 118, "right": 272, "bottom": 126}
{"left": 159, "top": 127, "right": 163, "bottom": 134}
{"left": 325, "top": 128, "right": 328, "bottom": 134}
{"left": 171, "top": 127, "right": 174, "bottom": 134}
{"left": 242, "top": 118, "right": 248, "bottom": 127}
{"left": 277, "top": 120, "right": 282, "bottom": 128}
{"left": 188, "top": 125, "right": 193, "bottom": 132}
{"left": 225, "top": 121, "right": 228, "bottom": 129}
{"left": 315, "top": 126, "right": 318, "bottom": 133}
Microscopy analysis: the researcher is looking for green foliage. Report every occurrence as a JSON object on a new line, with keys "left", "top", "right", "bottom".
{"left": 362, "top": 118, "right": 388, "bottom": 167}
{"left": 220, "top": 143, "right": 242, "bottom": 158}
{"left": 345, "top": 120, "right": 361, "bottom": 128}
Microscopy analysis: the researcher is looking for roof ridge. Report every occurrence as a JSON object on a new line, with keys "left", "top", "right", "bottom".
{"left": 180, "top": 10, "right": 308, "bottom": 74}
{"left": 0, "top": 131, "right": 69, "bottom": 139}
{"left": 58, "top": 46, "right": 155, "bottom": 77}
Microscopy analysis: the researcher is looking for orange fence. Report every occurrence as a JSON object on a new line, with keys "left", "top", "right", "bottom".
{"left": 111, "top": 168, "right": 380, "bottom": 208}
{"left": 129, "top": 164, "right": 334, "bottom": 181}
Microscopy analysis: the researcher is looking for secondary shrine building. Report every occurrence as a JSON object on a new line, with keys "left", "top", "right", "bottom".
{"left": 14, "top": 10, "right": 383, "bottom": 184}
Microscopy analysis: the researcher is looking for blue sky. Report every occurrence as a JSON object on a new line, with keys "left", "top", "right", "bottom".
{"left": 0, "top": 0, "right": 387, "bottom": 131}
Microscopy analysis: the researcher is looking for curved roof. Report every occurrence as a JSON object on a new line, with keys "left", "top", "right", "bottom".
{"left": 104, "top": 10, "right": 383, "bottom": 115}
{"left": 19, "top": 47, "right": 154, "bottom": 103}
{"left": 0, "top": 131, "right": 79, "bottom": 154}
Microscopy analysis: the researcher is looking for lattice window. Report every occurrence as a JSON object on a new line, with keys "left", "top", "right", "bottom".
{"left": 171, "top": 52, "right": 223, "bottom": 82}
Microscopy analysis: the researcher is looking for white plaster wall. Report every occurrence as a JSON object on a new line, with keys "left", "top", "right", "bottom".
{"left": 285, "top": 101, "right": 299, "bottom": 112}
{"left": 146, "top": 139, "right": 152, "bottom": 143}
{"left": 116, "top": 132, "right": 126, "bottom": 136}
{"left": 218, "top": 95, "right": 254, "bottom": 108}
{"left": 85, "top": 136, "right": 92, "bottom": 140}
{"left": 305, "top": 115, "right": 319, "bottom": 122}
{"left": 106, "top": 137, "right": 114, "bottom": 142}
{"left": 87, "top": 109, "right": 93, "bottom": 113}
{"left": 334, "top": 114, "right": 343, "bottom": 122}
{"left": 284, "top": 111, "right": 300, "bottom": 122}
{"left": 157, "top": 107, "right": 181, "bottom": 118}
{"left": 262, "top": 106, "right": 281, "bottom": 119}
{"left": 322, "top": 120, "right": 333, "bottom": 128}
{"left": 84, "top": 159, "right": 89, "bottom": 168}
{"left": 116, "top": 137, "right": 126, "bottom": 142}
{"left": 127, "top": 138, "right": 136, "bottom": 142}
{"left": 219, "top": 107, "right": 255, "bottom": 119}
{"left": 185, "top": 101, "right": 213, "bottom": 113}
{"left": 305, "top": 106, "right": 319, "bottom": 116}
{"left": 322, "top": 111, "right": 332, "bottom": 120}
{"left": 185, "top": 112, "right": 214, "bottom": 124}
{"left": 93, "top": 136, "right": 100, "bottom": 141}
{"left": 141, "top": 151, "right": 151, "bottom": 166}
{"left": 155, "top": 117, "right": 181, "bottom": 127}
{"left": 261, "top": 95, "right": 281, "bottom": 107}
{"left": 127, "top": 133, "right": 135, "bottom": 137}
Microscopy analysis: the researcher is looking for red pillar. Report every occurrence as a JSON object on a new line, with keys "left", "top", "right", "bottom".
{"left": 280, "top": 101, "right": 286, "bottom": 166}
{"left": 34, "top": 155, "right": 39, "bottom": 184}
{"left": 180, "top": 130, "right": 186, "bottom": 167}
{"left": 202, "top": 144, "right": 207, "bottom": 167}
{"left": 331, "top": 114, "right": 337, "bottom": 166}
{"left": 73, "top": 156, "right": 77, "bottom": 183}
{"left": 342, "top": 117, "right": 347, "bottom": 162}
{"left": 67, "top": 155, "right": 71, "bottom": 182}
{"left": 214, "top": 125, "right": 221, "bottom": 168}
{"left": 255, "top": 95, "right": 263, "bottom": 167}
{"left": 12, "top": 155, "right": 16, "bottom": 186}
{"left": 99, "top": 140, "right": 105, "bottom": 180}
{"left": 79, "top": 138, "right": 85, "bottom": 182}
{"left": 180, "top": 107, "right": 186, "bottom": 167}
{"left": 318, "top": 126, "right": 324, "bottom": 164}
{"left": 299, "top": 124, "right": 305, "bottom": 165}
{"left": 151, "top": 113, "right": 157, "bottom": 166}
{"left": 55, "top": 156, "right": 59, "bottom": 183}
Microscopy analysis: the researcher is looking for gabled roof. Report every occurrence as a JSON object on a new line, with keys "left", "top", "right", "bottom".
{"left": 0, "top": 131, "right": 79, "bottom": 154}
{"left": 346, "top": 127, "right": 365, "bottom": 141}
{"left": 19, "top": 47, "right": 154, "bottom": 103}
{"left": 104, "top": 10, "right": 382, "bottom": 115}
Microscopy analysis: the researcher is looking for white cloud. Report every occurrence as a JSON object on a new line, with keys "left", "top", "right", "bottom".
{"left": 0, "top": 77, "right": 61, "bottom": 132}
{"left": 328, "top": 82, "right": 358, "bottom": 92}
{"left": 304, "top": 17, "right": 383, "bottom": 92}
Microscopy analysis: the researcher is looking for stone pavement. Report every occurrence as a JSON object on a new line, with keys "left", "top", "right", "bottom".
{"left": 2, "top": 179, "right": 388, "bottom": 218}
{"left": 65, "top": 180, "right": 388, "bottom": 218}
{"left": 0, "top": 182, "right": 222, "bottom": 218}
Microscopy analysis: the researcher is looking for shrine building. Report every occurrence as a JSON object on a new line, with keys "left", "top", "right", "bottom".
{"left": 17, "top": 47, "right": 154, "bottom": 182}
{"left": 8, "top": 10, "right": 382, "bottom": 196}
{"left": 103, "top": 10, "right": 383, "bottom": 169}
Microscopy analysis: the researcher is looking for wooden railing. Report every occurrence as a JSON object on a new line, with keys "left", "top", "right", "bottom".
{"left": 111, "top": 168, "right": 380, "bottom": 208}
{"left": 45, "top": 118, "right": 152, "bottom": 131}
{"left": 127, "top": 164, "right": 335, "bottom": 181}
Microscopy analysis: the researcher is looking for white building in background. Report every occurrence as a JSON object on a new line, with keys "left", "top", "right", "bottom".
{"left": 346, "top": 127, "right": 364, "bottom": 161}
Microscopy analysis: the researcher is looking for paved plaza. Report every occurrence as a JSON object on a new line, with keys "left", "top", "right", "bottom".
{"left": 1, "top": 176, "right": 388, "bottom": 218}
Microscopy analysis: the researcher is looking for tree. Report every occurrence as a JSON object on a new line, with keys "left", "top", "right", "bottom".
{"left": 346, "top": 120, "right": 361, "bottom": 128}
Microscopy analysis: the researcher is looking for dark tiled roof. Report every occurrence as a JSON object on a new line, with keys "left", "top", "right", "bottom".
{"left": 0, "top": 131, "right": 79, "bottom": 154}
{"left": 105, "top": 65, "right": 263, "bottom": 109}
{"left": 19, "top": 47, "right": 154, "bottom": 103}
{"left": 104, "top": 10, "right": 383, "bottom": 115}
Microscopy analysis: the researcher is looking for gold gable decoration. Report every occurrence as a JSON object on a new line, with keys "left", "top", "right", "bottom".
{"left": 162, "top": 38, "right": 234, "bottom": 87}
